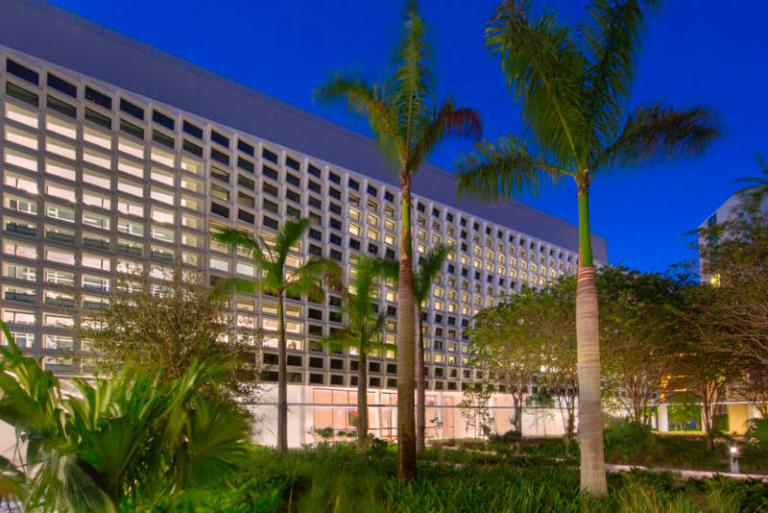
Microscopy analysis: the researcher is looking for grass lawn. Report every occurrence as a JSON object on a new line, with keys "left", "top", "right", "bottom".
{"left": 154, "top": 444, "right": 768, "bottom": 513}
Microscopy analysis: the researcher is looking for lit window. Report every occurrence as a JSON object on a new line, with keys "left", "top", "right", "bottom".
{"left": 4, "top": 240, "right": 37, "bottom": 259}
{"left": 4, "top": 194, "right": 38, "bottom": 215}
{"left": 3, "top": 263, "right": 37, "bottom": 281}
{"left": 82, "top": 253, "right": 111, "bottom": 271}
{"left": 6, "top": 103, "right": 39, "bottom": 128}
{"left": 210, "top": 258, "right": 230, "bottom": 272}
{"left": 4, "top": 172, "right": 38, "bottom": 194}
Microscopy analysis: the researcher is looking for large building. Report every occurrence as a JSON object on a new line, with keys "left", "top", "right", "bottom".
{"left": 0, "top": 0, "right": 607, "bottom": 445}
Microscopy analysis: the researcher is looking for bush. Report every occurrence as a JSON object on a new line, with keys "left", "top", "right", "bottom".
{"left": 488, "top": 429, "right": 522, "bottom": 445}
{"left": 745, "top": 417, "right": 768, "bottom": 446}
{"left": 604, "top": 417, "right": 657, "bottom": 463}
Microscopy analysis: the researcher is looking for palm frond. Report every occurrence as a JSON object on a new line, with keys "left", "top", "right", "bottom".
{"left": 457, "top": 135, "right": 570, "bottom": 201}
{"left": 212, "top": 228, "right": 272, "bottom": 269}
{"left": 733, "top": 152, "right": 768, "bottom": 200}
{"left": 174, "top": 397, "right": 249, "bottom": 488}
{"left": 392, "top": 0, "right": 435, "bottom": 157}
{"left": 414, "top": 245, "right": 450, "bottom": 305}
{"left": 274, "top": 218, "right": 311, "bottom": 269}
{"left": 590, "top": 103, "right": 719, "bottom": 171}
{"left": 285, "top": 257, "right": 341, "bottom": 302}
{"left": 315, "top": 74, "right": 400, "bottom": 164}
{"left": 582, "top": 0, "right": 659, "bottom": 153}
{"left": 486, "top": 0, "right": 587, "bottom": 166}
{"left": 410, "top": 98, "right": 481, "bottom": 169}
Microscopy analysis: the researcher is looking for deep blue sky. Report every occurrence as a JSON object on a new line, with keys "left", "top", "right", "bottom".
{"left": 49, "top": 0, "right": 768, "bottom": 272}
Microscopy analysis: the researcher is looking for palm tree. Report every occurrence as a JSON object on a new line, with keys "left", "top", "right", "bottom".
{"left": 413, "top": 244, "right": 449, "bottom": 452}
{"left": 734, "top": 153, "right": 768, "bottom": 204}
{"left": 213, "top": 219, "right": 341, "bottom": 453}
{"left": 457, "top": 0, "right": 718, "bottom": 494}
{"left": 317, "top": 1, "right": 481, "bottom": 480}
{"left": 324, "top": 257, "right": 399, "bottom": 451}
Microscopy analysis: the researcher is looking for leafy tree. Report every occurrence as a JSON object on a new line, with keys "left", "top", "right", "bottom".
{"left": 532, "top": 276, "right": 579, "bottom": 445}
{"left": 74, "top": 264, "right": 260, "bottom": 400}
{"left": 467, "top": 289, "right": 543, "bottom": 434}
{"left": 457, "top": 0, "right": 718, "bottom": 494}
{"left": 458, "top": 383, "right": 494, "bottom": 439}
{"left": 213, "top": 219, "right": 341, "bottom": 453}
{"left": 317, "top": 1, "right": 481, "bottom": 480}
{"left": 0, "top": 321, "right": 250, "bottom": 512}
{"left": 597, "top": 267, "right": 680, "bottom": 426}
{"left": 324, "top": 257, "right": 398, "bottom": 451}
{"left": 666, "top": 283, "right": 743, "bottom": 449}
{"left": 698, "top": 163, "right": 768, "bottom": 368}
{"left": 414, "top": 245, "right": 449, "bottom": 453}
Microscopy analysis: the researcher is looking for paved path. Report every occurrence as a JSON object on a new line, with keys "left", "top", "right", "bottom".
{"left": 606, "top": 463, "right": 768, "bottom": 482}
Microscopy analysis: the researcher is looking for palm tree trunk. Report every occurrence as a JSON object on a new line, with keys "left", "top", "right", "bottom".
{"left": 277, "top": 291, "right": 288, "bottom": 453}
{"left": 397, "top": 173, "right": 417, "bottom": 481}
{"left": 416, "top": 312, "right": 426, "bottom": 453}
{"left": 575, "top": 187, "right": 607, "bottom": 495}
{"left": 358, "top": 351, "right": 368, "bottom": 451}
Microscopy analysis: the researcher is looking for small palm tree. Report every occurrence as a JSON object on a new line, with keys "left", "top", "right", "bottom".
{"left": 413, "top": 245, "right": 449, "bottom": 453}
{"left": 213, "top": 218, "right": 341, "bottom": 453}
{"left": 457, "top": 0, "right": 718, "bottom": 494}
{"left": 324, "top": 257, "right": 399, "bottom": 451}
{"left": 317, "top": 0, "right": 480, "bottom": 480}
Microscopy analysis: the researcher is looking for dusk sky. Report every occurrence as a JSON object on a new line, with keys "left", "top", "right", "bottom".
{"left": 49, "top": 0, "right": 768, "bottom": 272}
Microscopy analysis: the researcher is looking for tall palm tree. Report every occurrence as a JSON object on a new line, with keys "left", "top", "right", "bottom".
{"left": 413, "top": 244, "right": 449, "bottom": 452}
{"left": 317, "top": 1, "right": 481, "bottom": 480}
{"left": 324, "top": 257, "right": 399, "bottom": 451}
{"left": 457, "top": 0, "right": 718, "bottom": 494}
{"left": 213, "top": 219, "right": 341, "bottom": 453}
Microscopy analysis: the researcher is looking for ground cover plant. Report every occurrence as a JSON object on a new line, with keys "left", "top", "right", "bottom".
{"left": 152, "top": 445, "right": 767, "bottom": 513}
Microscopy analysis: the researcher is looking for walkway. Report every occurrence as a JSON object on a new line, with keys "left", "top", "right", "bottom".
{"left": 606, "top": 463, "right": 768, "bottom": 482}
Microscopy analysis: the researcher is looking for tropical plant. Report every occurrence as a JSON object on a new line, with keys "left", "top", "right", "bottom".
{"left": 0, "top": 320, "right": 250, "bottom": 512}
{"left": 317, "top": 1, "right": 481, "bottom": 479}
{"left": 323, "top": 256, "right": 398, "bottom": 450}
{"left": 413, "top": 244, "right": 449, "bottom": 453}
{"left": 213, "top": 218, "right": 341, "bottom": 453}
{"left": 73, "top": 263, "right": 261, "bottom": 400}
{"left": 734, "top": 153, "right": 768, "bottom": 202}
{"left": 457, "top": 0, "right": 718, "bottom": 494}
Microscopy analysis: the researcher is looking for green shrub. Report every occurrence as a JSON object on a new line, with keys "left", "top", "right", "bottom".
{"left": 146, "top": 445, "right": 768, "bottom": 512}
{"left": 745, "top": 417, "right": 768, "bottom": 446}
{"left": 604, "top": 417, "right": 657, "bottom": 463}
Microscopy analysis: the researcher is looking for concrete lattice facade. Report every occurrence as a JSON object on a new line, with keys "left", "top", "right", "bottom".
{"left": 0, "top": 0, "right": 609, "bottom": 445}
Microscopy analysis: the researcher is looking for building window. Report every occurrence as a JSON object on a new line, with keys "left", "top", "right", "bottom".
{"left": 152, "top": 110, "right": 175, "bottom": 130}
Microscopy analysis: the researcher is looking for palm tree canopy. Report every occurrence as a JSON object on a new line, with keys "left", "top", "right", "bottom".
{"left": 316, "top": 0, "right": 481, "bottom": 177}
{"left": 324, "top": 257, "right": 398, "bottom": 356}
{"left": 458, "top": 0, "right": 718, "bottom": 200}
{"left": 734, "top": 153, "right": 768, "bottom": 202}
{"left": 414, "top": 245, "right": 450, "bottom": 307}
{"left": 212, "top": 219, "right": 342, "bottom": 301}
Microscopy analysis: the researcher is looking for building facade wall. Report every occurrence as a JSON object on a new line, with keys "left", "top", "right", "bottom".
{"left": 0, "top": 46, "right": 590, "bottom": 392}
{"left": 0, "top": 3, "right": 608, "bottom": 445}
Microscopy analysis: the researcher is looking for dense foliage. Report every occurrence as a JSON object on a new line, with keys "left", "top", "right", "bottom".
{"left": 0, "top": 321, "right": 251, "bottom": 512}
{"left": 74, "top": 265, "right": 261, "bottom": 400}
{"left": 151, "top": 445, "right": 767, "bottom": 513}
